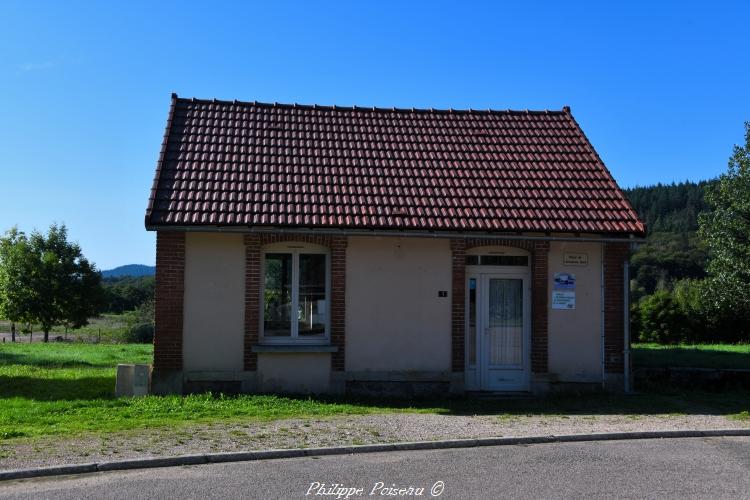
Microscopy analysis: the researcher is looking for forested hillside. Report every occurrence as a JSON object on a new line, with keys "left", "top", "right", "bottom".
{"left": 624, "top": 181, "right": 715, "bottom": 233}
{"left": 623, "top": 181, "right": 714, "bottom": 299}
{"left": 102, "top": 275, "right": 154, "bottom": 313}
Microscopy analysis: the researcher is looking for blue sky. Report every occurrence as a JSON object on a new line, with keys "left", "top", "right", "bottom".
{"left": 1, "top": 1, "right": 748, "bottom": 269}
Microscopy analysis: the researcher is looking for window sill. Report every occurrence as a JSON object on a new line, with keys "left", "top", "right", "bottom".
{"left": 251, "top": 344, "right": 339, "bottom": 353}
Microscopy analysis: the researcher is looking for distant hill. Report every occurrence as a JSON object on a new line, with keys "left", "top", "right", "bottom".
{"left": 101, "top": 264, "right": 155, "bottom": 278}
{"left": 623, "top": 180, "right": 715, "bottom": 233}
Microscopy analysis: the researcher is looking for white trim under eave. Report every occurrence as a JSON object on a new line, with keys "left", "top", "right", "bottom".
{"left": 144, "top": 225, "right": 645, "bottom": 244}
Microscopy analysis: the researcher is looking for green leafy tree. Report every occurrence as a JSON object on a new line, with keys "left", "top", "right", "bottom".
{"left": 0, "top": 224, "right": 105, "bottom": 342}
{"left": 0, "top": 228, "right": 36, "bottom": 341}
{"left": 698, "top": 122, "right": 750, "bottom": 335}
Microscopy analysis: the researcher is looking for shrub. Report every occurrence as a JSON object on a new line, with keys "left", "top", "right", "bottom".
{"left": 124, "top": 323, "right": 154, "bottom": 343}
{"left": 111, "top": 299, "right": 154, "bottom": 344}
{"left": 672, "top": 279, "right": 708, "bottom": 343}
{"left": 635, "top": 290, "right": 691, "bottom": 344}
{"left": 634, "top": 279, "right": 750, "bottom": 344}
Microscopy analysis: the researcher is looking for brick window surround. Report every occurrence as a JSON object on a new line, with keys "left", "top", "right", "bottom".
{"left": 603, "top": 242, "right": 628, "bottom": 374}
{"left": 451, "top": 238, "right": 549, "bottom": 374}
{"left": 153, "top": 231, "right": 185, "bottom": 372}
{"left": 243, "top": 234, "right": 347, "bottom": 371}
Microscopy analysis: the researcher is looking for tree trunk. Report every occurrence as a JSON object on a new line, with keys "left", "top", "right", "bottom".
{"left": 10, "top": 322, "right": 15, "bottom": 343}
{"left": 44, "top": 330, "right": 49, "bottom": 343}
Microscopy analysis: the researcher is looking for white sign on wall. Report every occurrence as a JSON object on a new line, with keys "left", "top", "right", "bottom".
{"left": 563, "top": 252, "right": 589, "bottom": 266}
{"left": 552, "top": 291, "right": 575, "bottom": 310}
{"left": 552, "top": 272, "right": 576, "bottom": 310}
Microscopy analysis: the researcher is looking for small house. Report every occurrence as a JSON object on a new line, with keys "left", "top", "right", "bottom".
{"left": 145, "top": 94, "right": 644, "bottom": 395}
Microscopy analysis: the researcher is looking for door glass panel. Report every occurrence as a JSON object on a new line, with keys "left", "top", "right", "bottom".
{"left": 488, "top": 278, "right": 523, "bottom": 366}
{"left": 298, "top": 254, "right": 326, "bottom": 337}
{"left": 468, "top": 278, "right": 477, "bottom": 366}
{"left": 264, "top": 253, "right": 292, "bottom": 336}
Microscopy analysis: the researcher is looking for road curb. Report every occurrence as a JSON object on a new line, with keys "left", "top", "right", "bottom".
{"left": 2, "top": 428, "right": 749, "bottom": 482}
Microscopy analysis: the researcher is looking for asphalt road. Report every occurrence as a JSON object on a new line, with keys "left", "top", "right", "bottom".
{"left": 1, "top": 437, "right": 749, "bottom": 499}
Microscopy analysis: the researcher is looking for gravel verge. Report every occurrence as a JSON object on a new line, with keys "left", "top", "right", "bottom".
{"left": 1, "top": 412, "right": 747, "bottom": 471}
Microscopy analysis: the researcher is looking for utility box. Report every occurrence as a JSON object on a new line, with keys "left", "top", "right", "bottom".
{"left": 115, "top": 364, "right": 151, "bottom": 397}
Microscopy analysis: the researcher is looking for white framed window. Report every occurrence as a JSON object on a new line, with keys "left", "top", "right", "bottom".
{"left": 260, "top": 242, "right": 330, "bottom": 343}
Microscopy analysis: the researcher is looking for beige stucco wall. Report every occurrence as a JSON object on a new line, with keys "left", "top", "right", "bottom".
{"left": 547, "top": 241, "right": 603, "bottom": 382}
{"left": 345, "top": 236, "right": 452, "bottom": 373}
{"left": 257, "top": 353, "right": 331, "bottom": 393}
{"left": 182, "top": 232, "right": 245, "bottom": 372}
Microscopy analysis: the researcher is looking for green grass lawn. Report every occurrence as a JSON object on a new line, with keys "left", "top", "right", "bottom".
{"left": 0, "top": 343, "right": 748, "bottom": 442}
{"left": 633, "top": 343, "right": 750, "bottom": 369}
{"left": 0, "top": 343, "right": 440, "bottom": 440}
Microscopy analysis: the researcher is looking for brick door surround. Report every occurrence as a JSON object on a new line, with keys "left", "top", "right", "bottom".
{"left": 450, "top": 238, "right": 549, "bottom": 374}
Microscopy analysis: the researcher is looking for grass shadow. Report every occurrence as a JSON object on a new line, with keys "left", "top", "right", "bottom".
{"left": 0, "top": 375, "right": 116, "bottom": 401}
{"left": 5, "top": 371, "right": 744, "bottom": 414}
{"left": 277, "top": 388, "right": 750, "bottom": 418}
{"left": 0, "top": 351, "right": 111, "bottom": 369}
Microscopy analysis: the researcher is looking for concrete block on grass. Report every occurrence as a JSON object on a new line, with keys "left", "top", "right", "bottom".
{"left": 115, "top": 364, "right": 151, "bottom": 397}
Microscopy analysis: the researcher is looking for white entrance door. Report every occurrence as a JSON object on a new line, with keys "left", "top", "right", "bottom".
{"left": 478, "top": 274, "right": 530, "bottom": 391}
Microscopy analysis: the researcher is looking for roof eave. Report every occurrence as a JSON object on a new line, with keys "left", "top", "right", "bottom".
{"left": 144, "top": 223, "right": 645, "bottom": 243}
{"left": 144, "top": 93, "right": 179, "bottom": 228}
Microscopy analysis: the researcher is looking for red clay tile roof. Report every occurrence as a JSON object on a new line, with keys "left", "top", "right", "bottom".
{"left": 145, "top": 95, "right": 645, "bottom": 235}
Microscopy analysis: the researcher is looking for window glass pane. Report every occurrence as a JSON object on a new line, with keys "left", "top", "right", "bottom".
{"left": 465, "top": 255, "right": 528, "bottom": 266}
{"left": 506, "top": 256, "right": 528, "bottom": 266}
{"left": 480, "top": 255, "right": 528, "bottom": 266}
{"left": 468, "top": 278, "right": 477, "bottom": 366}
{"left": 264, "top": 253, "right": 292, "bottom": 337}
{"left": 298, "top": 254, "right": 326, "bottom": 336}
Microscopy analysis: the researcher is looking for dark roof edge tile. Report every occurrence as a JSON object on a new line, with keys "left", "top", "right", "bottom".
{"left": 173, "top": 95, "right": 567, "bottom": 116}
{"left": 146, "top": 222, "right": 640, "bottom": 238}
{"left": 145, "top": 93, "right": 178, "bottom": 227}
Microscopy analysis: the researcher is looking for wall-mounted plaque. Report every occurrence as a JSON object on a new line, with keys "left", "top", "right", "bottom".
{"left": 563, "top": 252, "right": 588, "bottom": 266}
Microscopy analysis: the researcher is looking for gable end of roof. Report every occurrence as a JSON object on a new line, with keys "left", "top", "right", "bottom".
{"left": 145, "top": 93, "right": 178, "bottom": 227}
